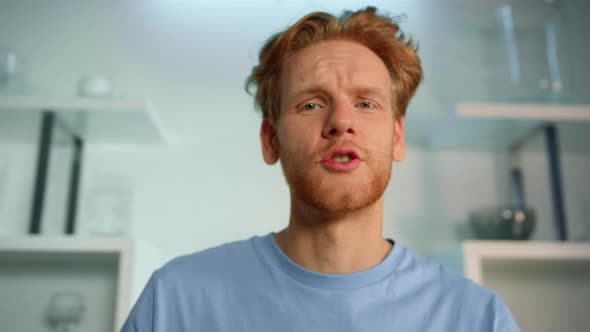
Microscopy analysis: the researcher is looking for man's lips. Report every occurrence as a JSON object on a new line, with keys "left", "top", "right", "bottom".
{"left": 319, "top": 146, "right": 363, "bottom": 172}
{"left": 320, "top": 147, "right": 361, "bottom": 162}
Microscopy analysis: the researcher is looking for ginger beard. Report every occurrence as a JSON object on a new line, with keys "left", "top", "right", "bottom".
{"left": 277, "top": 139, "right": 393, "bottom": 214}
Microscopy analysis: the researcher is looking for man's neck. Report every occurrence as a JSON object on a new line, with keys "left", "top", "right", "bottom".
{"left": 274, "top": 197, "right": 392, "bottom": 274}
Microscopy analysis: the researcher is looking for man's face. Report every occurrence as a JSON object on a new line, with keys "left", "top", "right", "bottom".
{"left": 261, "top": 40, "right": 406, "bottom": 213}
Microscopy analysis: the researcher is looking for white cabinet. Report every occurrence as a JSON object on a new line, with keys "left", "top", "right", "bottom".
{"left": 0, "top": 236, "right": 133, "bottom": 332}
{"left": 0, "top": 96, "right": 162, "bottom": 331}
{"left": 445, "top": 240, "right": 590, "bottom": 332}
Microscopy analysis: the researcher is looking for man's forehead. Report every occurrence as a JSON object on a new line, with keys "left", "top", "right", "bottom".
{"left": 283, "top": 41, "right": 390, "bottom": 87}
{"left": 286, "top": 40, "right": 386, "bottom": 70}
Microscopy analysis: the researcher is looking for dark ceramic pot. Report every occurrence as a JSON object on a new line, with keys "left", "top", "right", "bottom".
{"left": 469, "top": 206, "right": 535, "bottom": 240}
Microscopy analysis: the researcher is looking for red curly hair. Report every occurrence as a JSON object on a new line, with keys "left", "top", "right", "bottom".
{"left": 246, "top": 6, "right": 423, "bottom": 124}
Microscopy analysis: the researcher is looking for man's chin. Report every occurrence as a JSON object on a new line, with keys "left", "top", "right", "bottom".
{"left": 310, "top": 198, "right": 376, "bottom": 214}
{"left": 292, "top": 185, "right": 384, "bottom": 214}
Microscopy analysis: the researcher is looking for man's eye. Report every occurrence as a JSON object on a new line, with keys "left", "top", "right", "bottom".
{"left": 358, "top": 101, "right": 376, "bottom": 109}
{"left": 302, "top": 103, "right": 321, "bottom": 111}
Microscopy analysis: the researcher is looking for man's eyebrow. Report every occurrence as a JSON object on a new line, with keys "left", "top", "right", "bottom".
{"left": 352, "top": 86, "right": 389, "bottom": 100}
{"left": 286, "top": 85, "right": 390, "bottom": 103}
{"left": 286, "top": 87, "right": 325, "bottom": 103}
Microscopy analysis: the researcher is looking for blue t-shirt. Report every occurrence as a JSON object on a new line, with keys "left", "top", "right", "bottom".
{"left": 121, "top": 233, "right": 520, "bottom": 331}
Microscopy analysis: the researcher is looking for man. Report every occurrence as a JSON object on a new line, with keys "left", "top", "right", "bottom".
{"left": 121, "top": 7, "right": 520, "bottom": 331}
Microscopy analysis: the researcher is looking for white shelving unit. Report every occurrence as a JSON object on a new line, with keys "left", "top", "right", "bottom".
{"left": 460, "top": 240, "right": 590, "bottom": 332}
{"left": 0, "top": 95, "right": 169, "bottom": 235}
{"left": 0, "top": 236, "right": 133, "bottom": 332}
{"left": 424, "top": 102, "right": 590, "bottom": 152}
{"left": 0, "top": 95, "right": 167, "bottom": 143}
{"left": 0, "top": 96, "right": 160, "bottom": 331}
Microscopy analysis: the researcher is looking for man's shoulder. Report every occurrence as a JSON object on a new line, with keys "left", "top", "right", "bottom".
{"left": 398, "top": 246, "right": 499, "bottom": 302}
{"left": 153, "top": 234, "right": 265, "bottom": 285}
{"left": 397, "top": 246, "right": 519, "bottom": 330}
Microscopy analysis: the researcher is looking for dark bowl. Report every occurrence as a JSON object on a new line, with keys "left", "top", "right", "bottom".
{"left": 468, "top": 206, "right": 535, "bottom": 240}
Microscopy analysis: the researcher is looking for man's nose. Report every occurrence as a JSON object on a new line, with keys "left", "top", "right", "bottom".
{"left": 321, "top": 100, "right": 356, "bottom": 138}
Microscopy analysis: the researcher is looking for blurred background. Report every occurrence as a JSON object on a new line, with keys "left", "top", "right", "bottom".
{"left": 0, "top": 0, "right": 589, "bottom": 331}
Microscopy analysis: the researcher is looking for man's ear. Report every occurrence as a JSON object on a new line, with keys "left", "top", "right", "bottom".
{"left": 260, "top": 118, "right": 279, "bottom": 165}
{"left": 392, "top": 116, "right": 406, "bottom": 162}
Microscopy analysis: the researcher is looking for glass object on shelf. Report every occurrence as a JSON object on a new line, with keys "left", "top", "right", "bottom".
{"left": 0, "top": 47, "right": 25, "bottom": 95}
{"left": 85, "top": 173, "right": 133, "bottom": 236}
{"left": 77, "top": 74, "right": 113, "bottom": 97}
{"left": 46, "top": 291, "right": 85, "bottom": 332}
{"left": 495, "top": 0, "right": 571, "bottom": 103}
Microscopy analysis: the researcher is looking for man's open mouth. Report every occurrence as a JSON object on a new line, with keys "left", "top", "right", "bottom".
{"left": 331, "top": 153, "right": 356, "bottom": 163}
{"left": 323, "top": 148, "right": 360, "bottom": 161}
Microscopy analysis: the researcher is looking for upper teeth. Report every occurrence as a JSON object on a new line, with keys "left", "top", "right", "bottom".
{"left": 333, "top": 154, "right": 352, "bottom": 162}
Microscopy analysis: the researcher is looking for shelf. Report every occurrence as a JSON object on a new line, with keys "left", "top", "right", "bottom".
{"left": 459, "top": 240, "right": 590, "bottom": 332}
{"left": 461, "top": 240, "right": 590, "bottom": 283}
{"left": 0, "top": 236, "right": 133, "bottom": 332}
{"left": 0, "top": 95, "right": 167, "bottom": 144}
{"left": 457, "top": 103, "right": 590, "bottom": 122}
{"left": 0, "top": 235, "right": 133, "bottom": 253}
{"left": 424, "top": 102, "right": 590, "bottom": 152}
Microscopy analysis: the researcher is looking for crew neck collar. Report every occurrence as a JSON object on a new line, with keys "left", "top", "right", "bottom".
{"left": 259, "top": 232, "right": 405, "bottom": 291}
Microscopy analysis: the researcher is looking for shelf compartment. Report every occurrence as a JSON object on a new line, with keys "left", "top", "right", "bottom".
{"left": 463, "top": 240, "right": 590, "bottom": 332}
{"left": 0, "top": 236, "right": 133, "bottom": 332}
